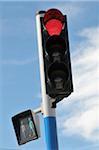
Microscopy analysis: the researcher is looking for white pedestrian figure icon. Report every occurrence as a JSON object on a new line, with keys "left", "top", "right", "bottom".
{"left": 28, "top": 117, "right": 36, "bottom": 137}
{"left": 20, "top": 120, "right": 26, "bottom": 142}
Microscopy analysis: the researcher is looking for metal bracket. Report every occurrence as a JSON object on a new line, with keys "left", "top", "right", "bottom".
{"left": 34, "top": 105, "right": 42, "bottom": 114}
{"left": 49, "top": 97, "right": 57, "bottom": 108}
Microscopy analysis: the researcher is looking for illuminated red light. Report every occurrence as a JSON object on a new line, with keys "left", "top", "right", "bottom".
{"left": 45, "top": 19, "right": 63, "bottom": 36}
{"left": 44, "top": 9, "right": 64, "bottom": 36}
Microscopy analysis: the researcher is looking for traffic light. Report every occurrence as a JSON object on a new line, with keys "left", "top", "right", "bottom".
{"left": 12, "top": 110, "right": 40, "bottom": 145}
{"left": 40, "top": 8, "right": 73, "bottom": 102}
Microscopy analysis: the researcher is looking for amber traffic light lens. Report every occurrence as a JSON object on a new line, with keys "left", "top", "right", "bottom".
{"left": 46, "top": 35, "right": 66, "bottom": 58}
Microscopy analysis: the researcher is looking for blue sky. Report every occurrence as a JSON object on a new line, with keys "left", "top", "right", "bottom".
{"left": 0, "top": 1, "right": 99, "bottom": 150}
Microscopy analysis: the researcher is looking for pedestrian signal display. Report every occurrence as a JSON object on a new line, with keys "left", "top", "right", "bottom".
{"left": 12, "top": 110, "right": 40, "bottom": 145}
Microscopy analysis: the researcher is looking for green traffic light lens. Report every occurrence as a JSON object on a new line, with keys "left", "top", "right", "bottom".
{"left": 48, "top": 62, "right": 69, "bottom": 90}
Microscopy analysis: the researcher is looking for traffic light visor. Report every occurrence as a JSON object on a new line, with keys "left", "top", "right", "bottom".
{"left": 44, "top": 9, "right": 64, "bottom": 36}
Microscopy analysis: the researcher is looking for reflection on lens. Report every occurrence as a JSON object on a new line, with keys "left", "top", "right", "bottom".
{"left": 54, "top": 77, "right": 64, "bottom": 90}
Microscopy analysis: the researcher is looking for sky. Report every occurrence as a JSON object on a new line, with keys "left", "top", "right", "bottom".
{"left": 0, "top": 1, "right": 99, "bottom": 150}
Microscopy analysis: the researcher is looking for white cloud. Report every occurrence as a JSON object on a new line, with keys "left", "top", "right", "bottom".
{"left": 57, "top": 26, "right": 99, "bottom": 142}
{"left": 63, "top": 106, "right": 99, "bottom": 141}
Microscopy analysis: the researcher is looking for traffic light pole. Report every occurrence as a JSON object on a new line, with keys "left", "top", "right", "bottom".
{"left": 36, "top": 11, "right": 58, "bottom": 150}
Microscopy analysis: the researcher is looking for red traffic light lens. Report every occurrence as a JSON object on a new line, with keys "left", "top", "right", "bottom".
{"left": 45, "top": 19, "right": 63, "bottom": 36}
{"left": 44, "top": 9, "right": 64, "bottom": 36}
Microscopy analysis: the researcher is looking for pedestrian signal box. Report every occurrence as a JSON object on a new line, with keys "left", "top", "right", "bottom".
{"left": 12, "top": 110, "right": 40, "bottom": 145}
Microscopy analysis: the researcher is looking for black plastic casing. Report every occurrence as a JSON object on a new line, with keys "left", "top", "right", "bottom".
{"left": 40, "top": 15, "right": 73, "bottom": 103}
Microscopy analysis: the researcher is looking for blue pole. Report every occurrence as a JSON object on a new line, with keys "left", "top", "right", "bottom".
{"left": 44, "top": 116, "right": 58, "bottom": 150}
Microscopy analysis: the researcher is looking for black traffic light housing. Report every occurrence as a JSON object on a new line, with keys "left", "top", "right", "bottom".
{"left": 40, "top": 9, "right": 73, "bottom": 103}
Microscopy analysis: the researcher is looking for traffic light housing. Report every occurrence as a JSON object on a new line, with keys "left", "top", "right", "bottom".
{"left": 40, "top": 9, "right": 73, "bottom": 102}
{"left": 12, "top": 110, "right": 40, "bottom": 145}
